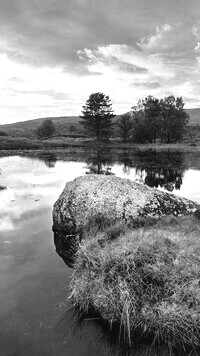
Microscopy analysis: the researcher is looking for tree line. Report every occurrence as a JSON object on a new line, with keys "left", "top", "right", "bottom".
{"left": 119, "top": 95, "right": 189, "bottom": 143}
{"left": 35, "top": 92, "right": 189, "bottom": 143}
{"left": 80, "top": 92, "right": 189, "bottom": 143}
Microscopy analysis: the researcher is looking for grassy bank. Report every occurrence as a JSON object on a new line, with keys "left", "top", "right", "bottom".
{"left": 2, "top": 135, "right": 200, "bottom": 154}
{"left": 69, "top": 215, "right": 200, "bottom": 351}
{"left": 0, "top": 136, "right": 91, "bottom": 151}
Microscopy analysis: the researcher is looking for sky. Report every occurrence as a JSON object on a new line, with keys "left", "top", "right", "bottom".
{"left": 1, "top": 0, "right": 200, "bottom": 124}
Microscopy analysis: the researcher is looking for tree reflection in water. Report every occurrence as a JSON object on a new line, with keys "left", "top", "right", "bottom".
{"left": 119, "top": 150, "right": 185, "bottom": 192}
{"left": 38, "top": 152, "right": 57, "bottom": 168}
{"left": 84, "top": 147, "right": 114, "bottom": 175}
{"left": 144, "top": 167, "right": 182, "bottom": 191}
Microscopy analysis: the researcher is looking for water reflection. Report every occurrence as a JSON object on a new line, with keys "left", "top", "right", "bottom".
{"left": 144, "top": 167, "right": 182, "bottom": 191}
{"left": 58, "top": 308, "right": 198, "bottom": 356}
{"left": 118, "top": 150, "right": 185, "bottom": 192}
{"left": 53, "top": 229, "right": 77, "bottom": 268}
{"left": 38, "top": 152, "right": 57, "bottom": 168}
{"left": 84, "top": 147, "right": 114, "bottom": 175}
{"left": 82, "top": 148, "right": 185, "bottom": 191}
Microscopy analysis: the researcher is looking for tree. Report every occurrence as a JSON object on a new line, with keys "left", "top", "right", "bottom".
{"left": 142, "top": 96, "right": 162, "bottom": 143}
{"left": 131, "top": 95, "right": 189, "bottom": 143}
{"left": 36, "top": 119, "right": 55, "bottom": 139}
{"left": 131, "top": 96, "right": 162, "bottom": 143}
{"left": 160, "top": 96, "right": 189, "bottom": 143}
{"left": 79, "top": 92, "right": 115, "bottom": 140}
{"left": 117, "top": 113, "right": 134, "bottom": 141}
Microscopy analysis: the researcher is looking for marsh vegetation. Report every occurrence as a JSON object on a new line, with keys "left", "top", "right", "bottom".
{"left": 69, "top": 216, "right": 200, "bottom": 353}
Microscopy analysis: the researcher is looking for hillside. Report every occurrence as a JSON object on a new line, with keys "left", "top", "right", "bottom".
{"left": 186, "top": 109, "right": 200, "bottom": 124}
{"left": 0, "top": 115, "right": 120, "bottom": 138}
{"left": 0, "top": 109, "right": 199, "bottom": 139}
{"left": 0, "top": 116, "right": 81, "bottom": 138}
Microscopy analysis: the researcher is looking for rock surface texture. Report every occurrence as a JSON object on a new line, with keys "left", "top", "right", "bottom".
{"left": 53, "top": 175, "right": 198, "bottom": 261}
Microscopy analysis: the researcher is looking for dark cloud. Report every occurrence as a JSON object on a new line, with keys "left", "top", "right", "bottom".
{"left": 0, "top": 0, "right": 200, "bottom": 73}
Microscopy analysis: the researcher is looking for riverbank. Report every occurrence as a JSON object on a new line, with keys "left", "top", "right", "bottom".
{"left": 1, "top": 136, "right": 200, "bottom": 156}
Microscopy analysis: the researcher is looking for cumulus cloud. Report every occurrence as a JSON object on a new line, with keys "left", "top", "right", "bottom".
{"left": 77, "top": 44, "right": 172, "bottom": 80}
{"left": 138, "top": 24, "right": 172, "bottom": 50}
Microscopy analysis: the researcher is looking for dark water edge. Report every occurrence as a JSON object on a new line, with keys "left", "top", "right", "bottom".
{"left": 1, "top": 149, "right": 200, "bottom": 355}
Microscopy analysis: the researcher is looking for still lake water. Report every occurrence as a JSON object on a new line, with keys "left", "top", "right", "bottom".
{"left": 1, "top": 148, "right": 200, "bottom": 356}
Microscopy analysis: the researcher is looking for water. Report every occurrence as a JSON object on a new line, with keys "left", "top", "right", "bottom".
{"left": 1, "top": 148, "right": 200, "bottom": 356}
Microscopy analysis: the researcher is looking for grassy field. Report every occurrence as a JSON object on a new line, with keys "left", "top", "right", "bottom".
{"left": 69, "top": 215, "right": 200, "bottom": 352}
{"left": 2, "top": 135, "right": 200, "bottom": 155}
{"left": 0, "top": 136, "right": 92, "bottom": 151}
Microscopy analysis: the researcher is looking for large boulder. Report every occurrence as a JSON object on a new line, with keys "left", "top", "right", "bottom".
{"left": 52, "top": 175, "right": 198, "bottom": 265}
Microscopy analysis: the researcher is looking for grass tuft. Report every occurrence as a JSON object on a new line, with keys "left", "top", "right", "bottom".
{"left": 69, "top": 216, "right": 200, "bottom": 350}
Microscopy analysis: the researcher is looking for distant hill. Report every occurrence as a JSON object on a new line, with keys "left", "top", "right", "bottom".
{"left": 186, "top": 109, "right": 200, "bottom": 124}
{"left": 0, "top": 116, "right": 81, "bottom": 138}
{"left": 0, "top": 109, "right": 199, "bottom": 138}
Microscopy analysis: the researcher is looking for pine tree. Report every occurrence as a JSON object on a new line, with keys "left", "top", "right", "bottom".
{"left": 80, "top": 92, "right": 115, "bottom": 140}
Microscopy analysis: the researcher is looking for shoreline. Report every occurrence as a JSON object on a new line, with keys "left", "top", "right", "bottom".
{"left": 1, "top": 140, "right": 200, "bottom": 157}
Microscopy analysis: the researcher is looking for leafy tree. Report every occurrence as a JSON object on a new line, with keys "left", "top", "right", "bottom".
{"left": 80, "top": 92, "right": 115, "bottom": 140}
{"left": 160, "top": 96, "right": 189, "bottom": 143}
{"left": 131, "top": 96, "right": 162, "bottom": 143}
{"left": 142, "top": 96, "right": 162, "bottom": 143}
{"left": 117, "top": 113, "right": 134, "bottom": 141}
{"left": 131, "top": 111, "right": 149, "bottom": 143}
{"left": 131, "top": 95, "right": 189, "bottom": 143}
{"left": 36, "top": 119, "right": 55, "bottom": 139}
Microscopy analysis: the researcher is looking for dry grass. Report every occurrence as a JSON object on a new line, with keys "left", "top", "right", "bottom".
{"left": 69, "top": 216, "right": 200, "bottom": 350}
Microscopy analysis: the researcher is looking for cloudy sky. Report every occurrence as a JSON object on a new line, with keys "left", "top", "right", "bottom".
{"left": 1, "top": 0, "right": 200, "bottom": 124}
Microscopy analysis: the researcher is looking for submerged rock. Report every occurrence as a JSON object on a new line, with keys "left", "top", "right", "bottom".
{"left": 52, "top": 175, "right": 198, "bottom": 262}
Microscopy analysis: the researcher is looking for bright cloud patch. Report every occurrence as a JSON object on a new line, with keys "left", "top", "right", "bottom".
{"left": 138, "top": 24, "right": 172, "bottom": 50}
{"left": 77, "top": 44, "right": 172, "bottom": 82}
{"left": 75, "top": 22, "right": 200, "bottom": 111}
